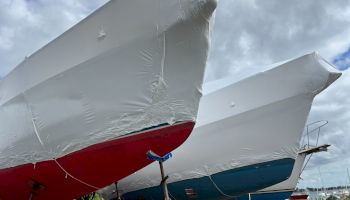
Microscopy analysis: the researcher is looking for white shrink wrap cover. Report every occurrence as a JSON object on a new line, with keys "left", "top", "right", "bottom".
{"left": 0, "top": 0, "right": 217, "bottom": 169}
{"left": 116, "top": 53, "right": 341, "bottom": 196}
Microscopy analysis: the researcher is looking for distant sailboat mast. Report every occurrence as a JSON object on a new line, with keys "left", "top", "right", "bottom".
{"left": 318, "top": 167, "right": 327, "bottom": 198}
{"left": 347, "top": 168, "right": 350, "bottom": 191}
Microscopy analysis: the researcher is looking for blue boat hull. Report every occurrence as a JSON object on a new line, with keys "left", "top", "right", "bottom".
{"left": 235, "top": 191, "right": 293, "bottom": 200}
{"left": 122, "top": 158, "right": 295, "bottom": 200}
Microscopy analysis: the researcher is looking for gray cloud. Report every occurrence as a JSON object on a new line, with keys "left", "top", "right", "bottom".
{"left": 206, "top": 0, "right": 350, "bottom": 81}
{"left": 0, "top": 0, "right": 107, "bottom": 76}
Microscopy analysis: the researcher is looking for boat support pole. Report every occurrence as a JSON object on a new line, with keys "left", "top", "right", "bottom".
{"left": 159, "top": 160, "right": 170, "bottom": 200}
{"left": 114, "top": 182, "right": 121, "bottom": 200}
{"left": 147, "top": 150, "right": 172, "bottom": 200}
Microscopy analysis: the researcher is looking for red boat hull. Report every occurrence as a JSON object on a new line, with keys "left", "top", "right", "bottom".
{"left": 289, "top": 194, "right": 309, "bottom": 199}
{"left": 0, "top": 122, "right": 194, "bottom": 200}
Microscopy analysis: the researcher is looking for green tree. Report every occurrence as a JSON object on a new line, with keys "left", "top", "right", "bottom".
{"left": 77, "top": 192, "right": 104, "bottom": 200}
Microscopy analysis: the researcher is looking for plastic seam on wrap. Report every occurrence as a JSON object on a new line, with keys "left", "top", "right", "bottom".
{"left": 30, "top": 115, "right": 44, "bottom": 147}
{"left": 23, "top": 92, "right": 100, "bottom": 190}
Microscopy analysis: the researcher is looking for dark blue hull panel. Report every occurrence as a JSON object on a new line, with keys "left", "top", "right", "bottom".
{"left": 235, "top": 191, "right": 293, "bottom": 200}
{"left": 122, "top": 158, "right": 295, "bottom": 200}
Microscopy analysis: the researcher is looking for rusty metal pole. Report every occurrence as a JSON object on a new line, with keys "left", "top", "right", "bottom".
{"left": 159, "top": 161, "right": 170, "bottom": 200}
{"left": 115, "top": 182, "right": 121, "bottom": 200}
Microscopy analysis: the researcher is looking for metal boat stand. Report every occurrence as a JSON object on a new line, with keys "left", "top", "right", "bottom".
{"left": 147, "top": 150, "right": 173, "bottom": 200}
{"left": 114, "top": 182, "right": 122, "bottom": 200}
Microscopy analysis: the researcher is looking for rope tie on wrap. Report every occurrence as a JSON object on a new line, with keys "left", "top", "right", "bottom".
{"left": 24, "top": 93, "right": 100, "bottom": 191}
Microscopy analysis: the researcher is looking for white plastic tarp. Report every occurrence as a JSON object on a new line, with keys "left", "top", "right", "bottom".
{"left": 0, "top": 0, "right": 217, "bottom": 169}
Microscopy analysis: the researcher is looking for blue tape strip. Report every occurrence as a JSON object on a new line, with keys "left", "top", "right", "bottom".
{"left": 147, "top": 150, "right": 172, "bottom": 162}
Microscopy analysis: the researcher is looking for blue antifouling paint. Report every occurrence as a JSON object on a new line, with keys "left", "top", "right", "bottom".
{"left": 123, "top": 158, "right": 295, "bottom": 200}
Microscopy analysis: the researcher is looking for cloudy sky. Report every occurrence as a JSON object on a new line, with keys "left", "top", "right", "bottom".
{"left": 0, "top": 0, "right": 349, "bottom": 188}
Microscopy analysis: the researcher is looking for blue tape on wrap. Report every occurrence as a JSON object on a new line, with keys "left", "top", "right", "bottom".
{"left": 147, "top": 150, "right": 172, "bottom": 162}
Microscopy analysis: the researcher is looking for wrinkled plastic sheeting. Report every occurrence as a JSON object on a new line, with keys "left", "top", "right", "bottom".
{"left": 0, "top": 0, "right": 217, "bottom": 169}
{"left": 114, "top": 53, "right": 341, "bottom": 195}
